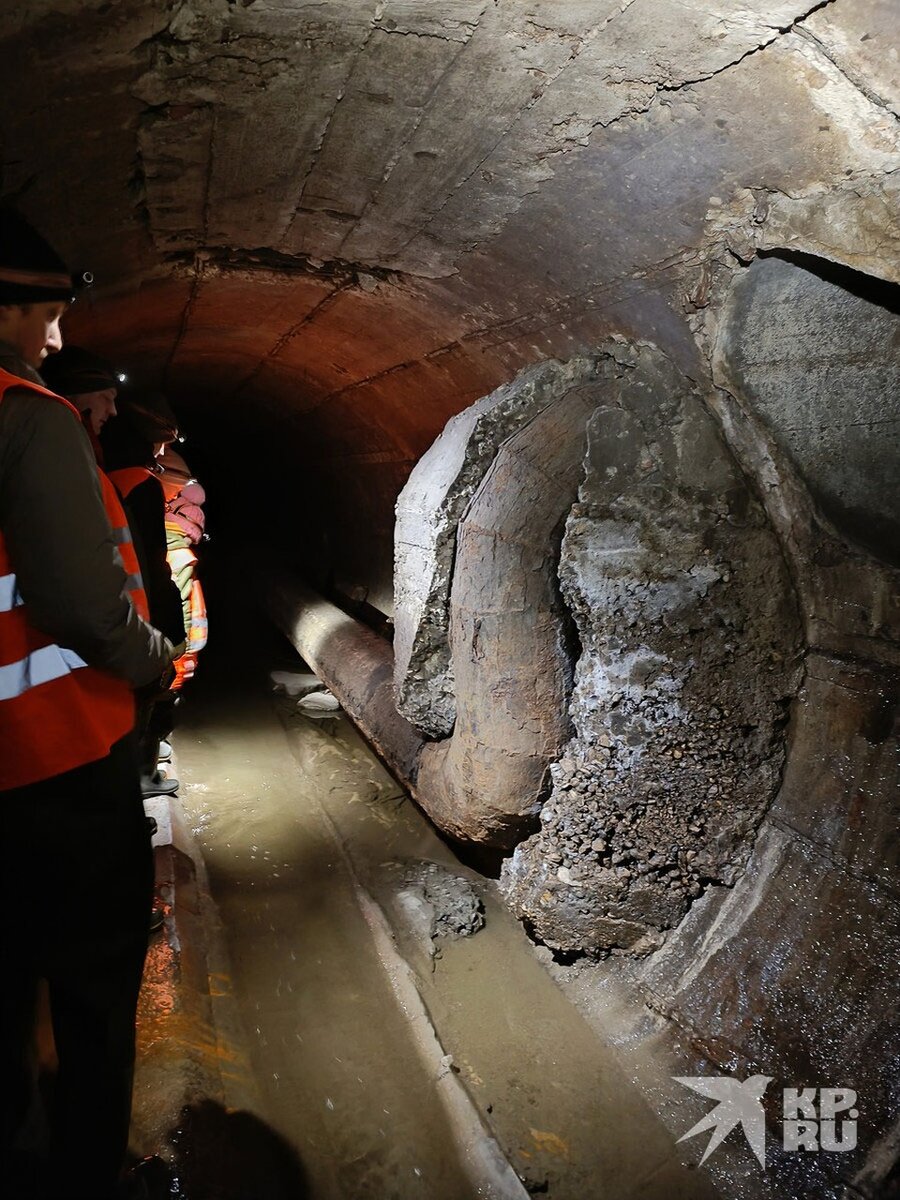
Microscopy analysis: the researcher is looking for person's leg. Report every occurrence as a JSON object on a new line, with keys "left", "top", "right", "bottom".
{"left": 45, "top": 940, "right": 147, "bottom": 1199}
{"left": 148, "top": 693, "right": 177, "bottom": 748}
{"left": 2, "top": 771, "right": 61, "bottom": 1195}
{"left": 0, "top": 970, "right": 43, "bottom": 1198}
{"left": 6, "top": 736, "right": 153, "bottom": 1200}
{"left": 134, "top": 689, "right": 158, "bottom": 779}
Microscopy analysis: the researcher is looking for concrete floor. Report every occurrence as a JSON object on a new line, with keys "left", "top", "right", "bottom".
{"left": 131, "top": 650, "right": 721, "bottom": 1200}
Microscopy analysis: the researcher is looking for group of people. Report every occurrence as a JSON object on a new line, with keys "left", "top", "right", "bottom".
{"left": 40, "top": 345, "right": 209, "bottom": 806}
{"left": 0, "top": 209, "right": 206, "bottom": 1198}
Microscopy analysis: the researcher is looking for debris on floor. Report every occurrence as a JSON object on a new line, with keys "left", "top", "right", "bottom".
{"left": 269, "top": 669, "right": 322, "bottom": 697}
{"left": 386, "top": 860, "right": 485, "bottom": 959}
{"left": 296, "top": 689, "right": 341, "bottom": 714}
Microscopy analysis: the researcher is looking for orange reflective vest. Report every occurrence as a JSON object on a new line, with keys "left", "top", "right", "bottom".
{"left": 0, "top": 372, "right": 148, "bottom": 790}
{"left": 99, "top": 473, "right": 150, "bottom": 623}
{"left": 107, "top": 466, "right": 152, "bottom": 501}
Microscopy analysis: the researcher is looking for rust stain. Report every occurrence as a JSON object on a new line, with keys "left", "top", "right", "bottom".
{"left": 137, "top": 1011, "right": 244, "bottom": 1069}
{"left": 529, "top": 1128, "right": 570, "bottom": 1159}
{"left": 209, "top": 971, "right": 233, "bottom": 997}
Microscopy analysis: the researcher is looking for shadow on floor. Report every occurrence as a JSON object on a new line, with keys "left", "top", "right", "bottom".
{"left": 168, "top": 1100, "right": 310, "bottom": 1200}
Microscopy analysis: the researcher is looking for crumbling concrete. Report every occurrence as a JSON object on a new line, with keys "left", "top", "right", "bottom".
{"left": 387, "top": 860, "right": 485, "bottom": 960}
{"left": 500, "top": 344, "right": 803, "bottom": 950}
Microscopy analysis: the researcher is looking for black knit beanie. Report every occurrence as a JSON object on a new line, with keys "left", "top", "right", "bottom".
{"left": 101, "top": 411, "right": 156, "bottom": 472}
{"left": 0, "top": 208, "right": 81, "bottom": 304}
{"left": 121, "top": 390, "right": 180, "bottom": 444}
{"left": 41, "top": 345, "right": 119, "bottom": 396}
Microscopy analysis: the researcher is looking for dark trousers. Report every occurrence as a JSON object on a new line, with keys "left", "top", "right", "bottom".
{"left": 1, "top": 735, "right": 153, "bottom": 1200}
{"left": 135, "top": 684, "right": 178, "bottom": 779}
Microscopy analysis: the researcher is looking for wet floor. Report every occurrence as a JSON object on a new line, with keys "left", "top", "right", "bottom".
{"left": 132, "top": 610, "right": 719, "bottom": 1199}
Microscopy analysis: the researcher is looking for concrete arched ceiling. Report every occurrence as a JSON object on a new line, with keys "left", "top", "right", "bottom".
{"left": 3, "top": 0, "right": 898, "bottom": 609}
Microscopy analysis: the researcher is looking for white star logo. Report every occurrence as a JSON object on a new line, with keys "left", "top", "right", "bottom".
{"left": 674, "top": 1074, "right": 773, "bottom": 1168}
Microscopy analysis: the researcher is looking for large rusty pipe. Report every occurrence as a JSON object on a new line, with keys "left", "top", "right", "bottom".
{"left": 265, "top": 571, "right": 424, "bottom": 790}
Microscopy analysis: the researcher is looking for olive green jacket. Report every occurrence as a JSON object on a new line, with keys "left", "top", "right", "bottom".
{"left": 0, "top": 342, "right": 173, "bottom": 688}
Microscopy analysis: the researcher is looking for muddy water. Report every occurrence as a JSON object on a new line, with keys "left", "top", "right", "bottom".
{"left": 174, "top": 687, "right": 476, "bottom": 1199}
{"left": 169, "top": 661, "right": 718, "bottom": 1200}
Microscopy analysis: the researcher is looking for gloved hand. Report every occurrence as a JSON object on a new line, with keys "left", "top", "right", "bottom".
{"left": 140, "top": 660, "right": 179, "bottom": 700}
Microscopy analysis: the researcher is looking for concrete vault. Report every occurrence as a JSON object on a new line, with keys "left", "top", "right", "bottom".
{"left": 2, "top": 1, "right": 898, "bottom": 1197}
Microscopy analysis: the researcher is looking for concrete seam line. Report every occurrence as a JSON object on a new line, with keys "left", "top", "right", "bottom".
{"left": 351, "top": 880, "right": 531, "bottom": 1200}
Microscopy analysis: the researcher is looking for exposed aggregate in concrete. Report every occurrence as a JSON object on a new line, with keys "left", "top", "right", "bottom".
{"left": 501, "top": 345, "right": 805, "bottom": 953}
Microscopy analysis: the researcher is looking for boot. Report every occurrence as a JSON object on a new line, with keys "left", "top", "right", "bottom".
{"left": 140, "top": 771, "right": 179, "bottom": 798}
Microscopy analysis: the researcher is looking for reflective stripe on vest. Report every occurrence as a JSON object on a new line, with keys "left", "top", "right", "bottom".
{"left": 106, "top": 468, "right": 153, "bottom": 622}
{"left": 0, "top": 643, "right": 88, "bottom": 701}
{"left": 166, "top": 545, "right": 198, "bottom": 573}
{"left": 0, "top": 370, "right": 137, "bottom": 790}
{"left": 187, "top": 579, "right": 208, "bottom": 652}
{"left": 0, "top": 572, "right": 23, "bottom": 612}
{"left": 100, "top": 473, "right": 149, "bottom": 622}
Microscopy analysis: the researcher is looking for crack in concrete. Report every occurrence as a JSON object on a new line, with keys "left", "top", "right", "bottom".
{"left": 280, "top": 4, "right": 385, "bottom": 249}
{"left": 551, "top": 0, "right": 840, "bottom": 151}
{"left": 193, "top": 50, "right": 293, "bottom": 74}
{"left": 374, "top": 19, "right": 480, "bottom": 44}
{"left": 654, "top": 0, "right": 834, "bottom": 94}
{"left": 794, "top": 23, "right": 900, "bottom": 120}
{"left": 395, "top": 0, "right": 643, "bottom": 253}
{"left": 163, "top": 259, "right": 204, "bottom": 390}
{"left": 231, "top": 281, "right": 351, "bottom": 397}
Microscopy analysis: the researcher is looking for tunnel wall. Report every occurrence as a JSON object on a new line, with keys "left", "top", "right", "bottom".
{"left": 718, "top": 254, "right": 900, "bottom": 565}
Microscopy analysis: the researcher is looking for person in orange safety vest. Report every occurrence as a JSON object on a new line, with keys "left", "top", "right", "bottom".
{"left": 0, "top": 209, "right": 179, "bottom": 1200}
{"left": 158, "top": 444, "right": 208, "bottom": 691}
{"left": 101, "top": 401, "right": 187, "bottom": 797}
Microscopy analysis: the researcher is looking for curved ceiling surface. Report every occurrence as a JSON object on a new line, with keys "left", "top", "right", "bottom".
{"left": 2, "top": 0, "right": 897, "bottom": 604}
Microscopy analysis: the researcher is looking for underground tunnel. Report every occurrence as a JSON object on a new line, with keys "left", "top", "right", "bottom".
{"left": 1, "top": 1, "right": 898, "bottom": 1198}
